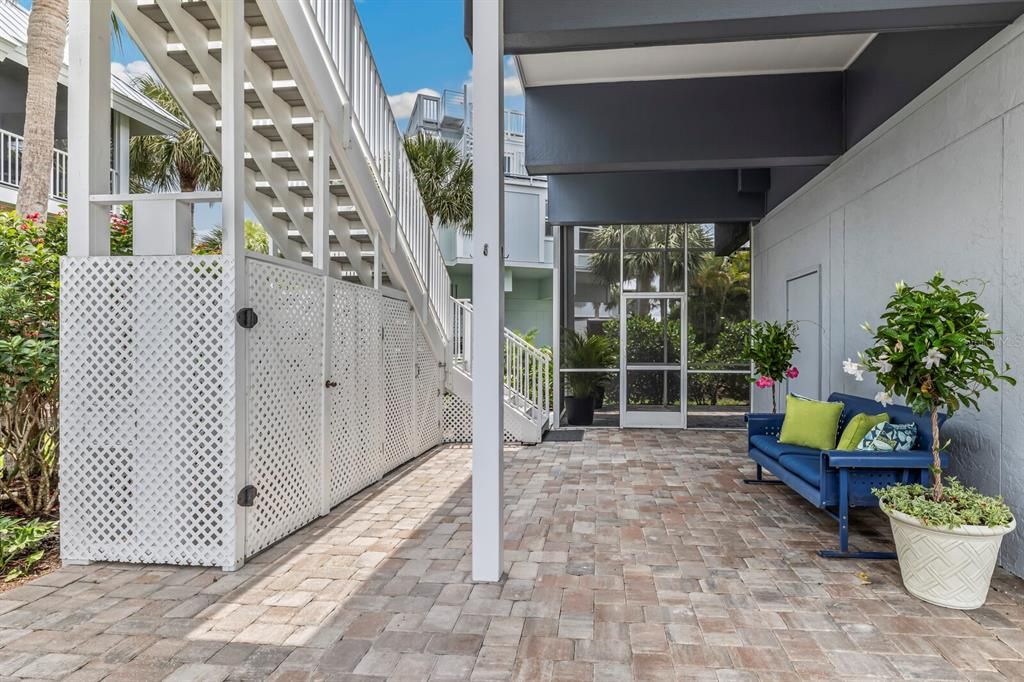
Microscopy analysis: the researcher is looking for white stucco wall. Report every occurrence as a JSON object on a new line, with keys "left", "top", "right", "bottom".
{"left": 752, "top": 20, "right": 1024, "bottom": 574}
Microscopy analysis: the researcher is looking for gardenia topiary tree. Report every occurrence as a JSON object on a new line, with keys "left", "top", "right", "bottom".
{"left": 846, "top": 273, "right": 1015, "bottom": 503}
{"left": 743, "top": 320, "right": 799, "bottom": 413}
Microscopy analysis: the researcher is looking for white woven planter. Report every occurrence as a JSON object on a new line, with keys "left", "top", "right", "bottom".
{"left": 883, "top": 504, "right": 1015, "bottom": 610}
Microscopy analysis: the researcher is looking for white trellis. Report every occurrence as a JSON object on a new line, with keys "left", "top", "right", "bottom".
{"left": 61, "top": 254, "right": 444, "bottom": 568}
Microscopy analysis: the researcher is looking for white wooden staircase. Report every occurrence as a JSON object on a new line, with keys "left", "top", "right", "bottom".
{"left": 116, "top": 0, "right": 550, "bottom": 442}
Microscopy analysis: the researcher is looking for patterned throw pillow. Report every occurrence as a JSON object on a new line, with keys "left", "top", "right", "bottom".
{"left": 856, "top": 422, "right": 918, "bottom": 451}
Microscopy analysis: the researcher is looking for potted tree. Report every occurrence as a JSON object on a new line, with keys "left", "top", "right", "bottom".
{"left": 561, "top": 330, "right": 615, "bottom": 426}
{"left": 851, "top": 274, "right": 1015, "bottom": 609}
{"left": 743, "top": 320, "right": 800, "bottom": 413}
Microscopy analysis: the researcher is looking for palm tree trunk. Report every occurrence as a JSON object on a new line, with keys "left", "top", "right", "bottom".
{"left": 16, "top": 0, "right": 69, "bottom": 217}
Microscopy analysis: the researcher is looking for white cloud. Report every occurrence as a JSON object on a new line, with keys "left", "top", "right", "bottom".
{"left": 111, "top": 60, "right": 157, "bottom": 83}
{"left": 388, "top": 88, "right": 440, "bottom": 120}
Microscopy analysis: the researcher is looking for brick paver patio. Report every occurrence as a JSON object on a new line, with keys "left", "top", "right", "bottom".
{"left": 3, "top": 430, "right": 1024, "bottom": 680}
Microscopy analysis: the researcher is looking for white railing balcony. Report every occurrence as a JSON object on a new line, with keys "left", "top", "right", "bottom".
{"left": 0, "top": 128, "right": 73, "bottom": 202}
{"left": 307, "top": 0, "right": 451, "bottom": 339}
{"left": 505, "top": 110, "right": 525, "bottom": 138}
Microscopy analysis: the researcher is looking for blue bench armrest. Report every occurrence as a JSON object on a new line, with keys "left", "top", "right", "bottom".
{"left": 823, "top": 450, "right": 949, "bottom": 469}
{"left": 746, "top": 412, "right": 784, "bottom": 437}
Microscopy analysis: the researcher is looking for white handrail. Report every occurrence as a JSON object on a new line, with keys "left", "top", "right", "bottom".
{"left": 306, "top": 0, "right": 451, "bottom": 340}
{"left": 451, "top": 297, "right": 551, "bottom": 418}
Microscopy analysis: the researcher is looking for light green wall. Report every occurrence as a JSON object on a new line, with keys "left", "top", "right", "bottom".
{"left": 449, "top": 270, "right": 553, "bottom": 347}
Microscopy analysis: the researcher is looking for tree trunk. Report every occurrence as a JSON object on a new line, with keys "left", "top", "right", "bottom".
{"left": 931, "top": 406, "right": 944, "bottom": 502}
{"left": 16, "top": 0, "right": 69, "bottom": 218}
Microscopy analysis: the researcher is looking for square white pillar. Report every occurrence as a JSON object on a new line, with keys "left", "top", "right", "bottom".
{"left": 471, "top": 0, "right": 505, "bottom": 582}
{"left": 67, "top": 0, "right": 111, "bottom": 256}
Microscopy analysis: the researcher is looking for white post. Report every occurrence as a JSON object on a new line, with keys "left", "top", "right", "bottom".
{"left": 67, "top": 0, "right": 111, "bottom": 256}
{"left": 115, "top": 113, "right": 131, "bottom": 195}
{"left": 221, "top": 0, "right": 247, "bottom": 571}
{"left": 313, "top": 114, "right": 332, "bottom": 515}
{"left": 471, "top": 0, "right": 505, "bottom": 582}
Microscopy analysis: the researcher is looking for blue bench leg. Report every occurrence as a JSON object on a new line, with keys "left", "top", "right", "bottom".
{"left": 743, "top": 463, "right": 783, "bottom": 485}
{"left": 819, "top": 469, "right": 896, "bottom": 560}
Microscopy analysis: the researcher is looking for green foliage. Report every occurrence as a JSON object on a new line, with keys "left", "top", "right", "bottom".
{"left": 0, "top": 211, "right": 130, "bottom": 515}
{"left": 0, "top": 516, "right": 56, "bottom": 581}
{"left": 875, "top": 479, "right": 1012, "bottom": 528}
{"left": 743, "top": 320, "right": 799, "bottom": 382}
{"left": 561, "top": 330, "right": 616, "bottom": 399}
{"left": 193, "top": 220, "right": 270, "bottom": 255}
{"left": 129, "top": 76, "right": 221, "bottom": 193}
{"left": 860, "top": 274, "right": 1014, "bottom": 418}
{"left": 858, "top": 273, "right": 1014, "bottom": 502}
{"left": 403, "top": 133, "right": 472, "bottom": 232}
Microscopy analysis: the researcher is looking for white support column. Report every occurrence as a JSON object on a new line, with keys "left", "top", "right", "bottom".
{"left": 471, "top": 0, "right": 505, "bottom": 583}
{"left": 115, "top": 113, "right": 131, "bottom": 195}
{"left": 314, "top": 114, "right": 332, "bottom": 516}
{"left": 221, "top": 0, "right": 247, "bottom": 571}
{"left": 67, "top": 0, "right": 111, "bottom": 256}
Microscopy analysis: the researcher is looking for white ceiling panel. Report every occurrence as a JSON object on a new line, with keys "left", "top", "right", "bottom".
{"left": 519, "top": 33, "right": 875, "bottom": 87}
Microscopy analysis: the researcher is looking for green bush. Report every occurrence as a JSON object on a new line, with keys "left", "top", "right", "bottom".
{"left": 0, "top": 516, "right": 56, "bottom": 581}
{"left": 0, "top": 210, "right": 130, "bottom": 516}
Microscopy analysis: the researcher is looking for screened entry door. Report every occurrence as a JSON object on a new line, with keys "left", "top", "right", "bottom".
{"left": 620, "top": 293, "right": 686, "bottom": 428}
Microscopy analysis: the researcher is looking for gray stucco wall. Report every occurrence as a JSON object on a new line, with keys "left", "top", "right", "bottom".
{"left": 752, "top": 20, "right": 1024, "bottom": 574}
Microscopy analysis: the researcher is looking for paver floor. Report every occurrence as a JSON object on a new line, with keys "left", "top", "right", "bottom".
{"left": 3, "top": 429, "right": 1024, "bottom": 680}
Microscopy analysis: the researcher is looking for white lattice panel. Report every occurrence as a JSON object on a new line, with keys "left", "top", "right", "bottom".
{"left": 382, "top": 296, "right": 415, "bottom": 471}
{"left": 327, "top": 281, "right": 385, "bottom": 506}
{"left": 415, "top": 324, "right": 443, "bottom": 454}
{"left": 245, "top": 259, "right": 325, "bottom": 557}
{"left": 443, "top": 392, "right": 519, "bottom": 444}
{"left": 60, "top": 256, "right": 236, "bottom": 567}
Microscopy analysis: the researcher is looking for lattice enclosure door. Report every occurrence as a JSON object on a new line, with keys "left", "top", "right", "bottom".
{"left": 245, "top": 259, "right": 325, "bottom": 557}
{"left": 61, "top": 256, "right": 236, "bottom": 567}
{"left": 381, "top": 296, "right": 416, "bottom": 472}
{"left": 327, "top": 281, "right": 385, "bottom": 506}
{"left": 443, "top": 392, "right": 519, "bottom": 444}
{"left": 415, "top": 323, "right": 443, "bottom": 454}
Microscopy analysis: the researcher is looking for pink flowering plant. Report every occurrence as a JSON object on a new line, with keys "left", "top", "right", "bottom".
{"left": 742, "top": 320, "right": 799, "bottom": 413}
{"left": 0, "top": 210, "right": 131, "bottom": 515}
{"left": 844, "top": 273, "right": 1014, "bottom": 508}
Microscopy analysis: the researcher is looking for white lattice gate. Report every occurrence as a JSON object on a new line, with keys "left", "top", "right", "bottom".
{"left": 61, "top": 254, "right": 445, "bottom": 568}
{"left": 61, "top": 256, "right": 237, "bottom": 567}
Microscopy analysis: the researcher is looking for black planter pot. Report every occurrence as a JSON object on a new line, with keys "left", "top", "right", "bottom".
{"left": 593, "top": 386, "right": 605, "bottom": 409}
{"left": 566, "top": 396, "right": 595, "bottom": 426}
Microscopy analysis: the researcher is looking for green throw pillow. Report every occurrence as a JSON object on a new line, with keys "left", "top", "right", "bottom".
{"left": 836, "top": 412, "right": 890, "bottom": 451}
{"left": 778, "top": 394, "right": 843, "bottom": 451}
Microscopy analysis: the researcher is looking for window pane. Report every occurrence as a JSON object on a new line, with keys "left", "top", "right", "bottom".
{"left": 687, "top": 373, "right": 749, "bottom": 428}
{"left": 626, "top": 369, "right": 681, "bottom": 410}
{"left": 577, "top": 225, "right": 618, "bottom": 251}
{"left": 687, "top": 247, "right": 751, "bottom": 370}
{"left": 622, "top": 298, "right": 681, "bottom": 364}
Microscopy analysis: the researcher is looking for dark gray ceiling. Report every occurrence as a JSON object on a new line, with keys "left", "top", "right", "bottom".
{"left": 466, "top": 0, "right": 1024, "bottom": 53}
{"left": 463, "top": 0, "right": 1024, "bottom": 234}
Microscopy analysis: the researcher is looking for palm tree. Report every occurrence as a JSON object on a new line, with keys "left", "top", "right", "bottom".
{"left": 129, "top": 76, "right": 221, "bottom": 194}
{"left": 193, "top": 220, "right": 270, "bottom": 255}
{"left": 16, "top": 0, "right": 68, "bottom": 217}
{"left": 587, "top": 224, "right": 710, "bottom": 293}
{"left": 403, "top": 133, "right": 472, "bottom": 233}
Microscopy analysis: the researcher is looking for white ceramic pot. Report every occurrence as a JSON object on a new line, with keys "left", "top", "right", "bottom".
{"left": 882, "top": 504, "right": 1016, "bottom": 610}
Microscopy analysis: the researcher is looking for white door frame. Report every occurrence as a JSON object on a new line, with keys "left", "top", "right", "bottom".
{"left": 619, "top": 291, "right": 687, "bottom": 428}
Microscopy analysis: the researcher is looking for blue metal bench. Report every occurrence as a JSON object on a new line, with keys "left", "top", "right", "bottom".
{"left": 746, "top": 392, "right": 948, "bottom": 559}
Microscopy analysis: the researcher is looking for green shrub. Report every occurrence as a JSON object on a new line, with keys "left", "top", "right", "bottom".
{"left": 0, "top": 210, "right": 130, "bottom": 516}
{"left": 0, "top": 516, "right": 56, "bottom": 581}
{"left": 875, "top": 478, "right": 1012, "bottom": 528}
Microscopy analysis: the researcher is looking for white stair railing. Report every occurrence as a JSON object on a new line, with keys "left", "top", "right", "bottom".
{"left": 451, "top": 297, "right": 551, "bottom": 420}
{"left": 306, "top": 0, "right": 450, "bottom": 339}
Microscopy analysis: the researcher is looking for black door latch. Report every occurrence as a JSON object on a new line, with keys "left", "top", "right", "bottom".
{"left": 236, "top": 308, "right": 258, "bottom": 329}
{"left": 237, "top": 485, "right": 257, "bottom": 507}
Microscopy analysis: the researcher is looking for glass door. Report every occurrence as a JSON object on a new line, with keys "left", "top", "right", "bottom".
{"left": 619, "top": 293, "right": 686, "bottom": 428}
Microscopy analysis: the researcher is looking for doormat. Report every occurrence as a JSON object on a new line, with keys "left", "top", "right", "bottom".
{"left": 543, "top": 430, "right": 584, "bottom": 442}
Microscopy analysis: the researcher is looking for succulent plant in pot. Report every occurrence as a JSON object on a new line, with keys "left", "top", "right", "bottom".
{"left": 561, "top": 330, "right": 616, "bottom": 426}
{"left": 849, "top": 273, "right": 1015, "bottom": 609}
